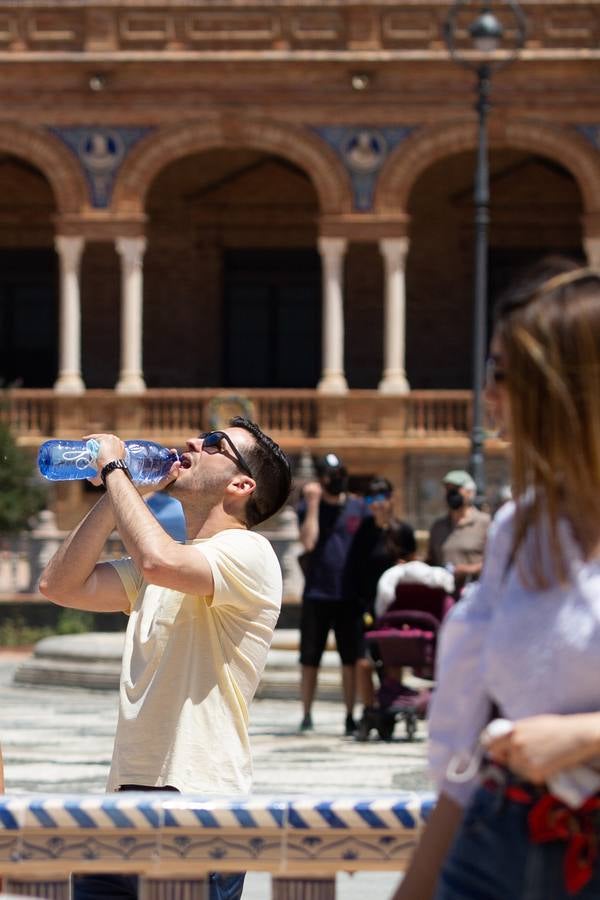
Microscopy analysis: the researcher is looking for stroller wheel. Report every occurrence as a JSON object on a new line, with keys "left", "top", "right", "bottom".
{"left": 405, "top": 712, "right": 418, "bottom": 742}
{"left": 377, "top": 713, "right": 396, "bottom": 742}
{"left": 356, "top": 718, "right": 370, "bottom": 742}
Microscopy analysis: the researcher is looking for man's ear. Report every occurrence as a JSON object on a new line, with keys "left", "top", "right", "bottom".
{"left": 227, "top": 476, "right": 256, "bottom": 498}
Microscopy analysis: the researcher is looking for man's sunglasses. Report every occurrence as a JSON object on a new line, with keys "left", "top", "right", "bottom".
{"left": 198, "top": 431, "right": 254, "bottom": 478}
{"left": 365, "top": 492, "right": 392, "bottom": 505}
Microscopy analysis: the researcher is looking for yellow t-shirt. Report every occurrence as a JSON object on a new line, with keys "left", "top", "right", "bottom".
{"left": 106, "top": 528, "right": 282, "bottom": 794}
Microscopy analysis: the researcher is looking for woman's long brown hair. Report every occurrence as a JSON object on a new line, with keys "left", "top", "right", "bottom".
{"left": 494, "top": 262, "right": 600, "bottom": 588}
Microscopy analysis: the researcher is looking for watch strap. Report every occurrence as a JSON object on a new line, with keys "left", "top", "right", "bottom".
{"left": 100, "top": 459, "right": 133, "bottom": 487}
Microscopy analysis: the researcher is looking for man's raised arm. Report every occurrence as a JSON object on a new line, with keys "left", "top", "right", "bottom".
{"left": 39, "top": 492, "right": 129, "bottom": 613}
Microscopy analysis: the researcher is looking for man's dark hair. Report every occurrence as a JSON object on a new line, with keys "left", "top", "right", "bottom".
{"left": 229, "top": 417, "right": 292, "bottom": 528}
{"left": 367, "top": 475, "right": 393, "bottom": 496}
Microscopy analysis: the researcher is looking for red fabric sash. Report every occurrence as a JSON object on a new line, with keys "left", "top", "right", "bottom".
{"left": 494, "top": 781, "right": 600, "bottom": 895}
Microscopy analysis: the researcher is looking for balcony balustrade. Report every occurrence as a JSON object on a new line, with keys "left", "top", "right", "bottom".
{"left": 1, "top": 388, "right": 478, "bottom": 451}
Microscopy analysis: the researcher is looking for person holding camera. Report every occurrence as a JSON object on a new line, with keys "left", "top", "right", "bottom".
{"left": 297, "top": 453, "right": 366, "bottom": 735}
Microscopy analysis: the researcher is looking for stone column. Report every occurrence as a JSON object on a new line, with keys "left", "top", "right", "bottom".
{"left": 378, "top": 237, "right": 410, "bottom": 394}
{"left": 53, "top": 236, "right": 85, "bottom": 394}
{"left": 317, "top": 236, "right": 348, "bottom": 394}
{"left": 584, "top": 236, "right": 600, "bottom": 268}
{"left": 115, "top": 236, "right": 147, "bottom": 393}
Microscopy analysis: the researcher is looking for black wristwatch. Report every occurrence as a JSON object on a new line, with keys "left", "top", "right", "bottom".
{"left": 100, "top": 459, "right": 133, "bottom": 487}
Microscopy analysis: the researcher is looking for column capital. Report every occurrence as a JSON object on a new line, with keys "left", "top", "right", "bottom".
{"left": 54, "top": 235, "right": 85, "bottom": 270}
{"left": 116, "top": 236, "right": 147, "bottom": 267}
{"left": 317, "top": 236, "right": 348, "bottom": 259}
{"left": 379, "top": 237, "right": 409, "bottom": 265}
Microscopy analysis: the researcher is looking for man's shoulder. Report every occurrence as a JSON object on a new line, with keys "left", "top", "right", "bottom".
{"left": 470, "top": 507, "right": 492, "bottom": 525}
{"left": 201, "top": 529, "right": 282, "bottom": 599}
{"left": 204, "top": 528, "right": 273, "bottom": 551}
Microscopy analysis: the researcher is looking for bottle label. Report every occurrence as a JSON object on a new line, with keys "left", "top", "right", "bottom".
{"left": 60, "top": 439, "right": 100, "bottom": 471}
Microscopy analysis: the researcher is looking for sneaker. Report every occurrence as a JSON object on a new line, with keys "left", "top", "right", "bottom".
{"left": 344, "top": 714, "right": 358, "bottom": 736}
{"left": 299, "top": 713, "right": 313, "bottom": 732}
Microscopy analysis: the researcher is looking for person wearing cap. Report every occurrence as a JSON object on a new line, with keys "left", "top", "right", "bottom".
{"left": 426, "top": 470, "right": 490, "bottom": 597}
{"left": 296, "top": 452, "right": 367, "bottom": 735}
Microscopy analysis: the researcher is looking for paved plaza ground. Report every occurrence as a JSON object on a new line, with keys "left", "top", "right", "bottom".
{"left": 0, "top": 651, "right": 430, "bottom": 898}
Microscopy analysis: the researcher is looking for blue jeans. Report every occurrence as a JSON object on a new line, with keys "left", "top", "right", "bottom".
{"left": 73, "top": 872, "right": 245, "bottom": 900}
{"left": 435, "top": 784, "right": 600, "bottom": 900}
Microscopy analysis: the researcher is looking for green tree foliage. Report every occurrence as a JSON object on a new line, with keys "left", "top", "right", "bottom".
{"left": 0, "top": 423, "right": 46, "bottom": 534}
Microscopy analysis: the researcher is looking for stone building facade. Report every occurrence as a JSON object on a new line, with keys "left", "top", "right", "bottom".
{"left": 1, "top": 1, "right": 600, "bottom": 525}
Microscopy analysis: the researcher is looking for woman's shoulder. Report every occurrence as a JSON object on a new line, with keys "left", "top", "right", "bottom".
{"left": 487, "top": 499, "right": 517, "bottom": 543}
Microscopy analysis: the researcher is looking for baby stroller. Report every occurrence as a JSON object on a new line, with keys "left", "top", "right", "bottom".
{"left": 357, "top": 583, "right": 454, "bottom": 742}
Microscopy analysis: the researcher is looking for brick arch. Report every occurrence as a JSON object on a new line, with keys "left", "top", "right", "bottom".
{"left": 0, "top": 123, "right": 87, "bottom": 215}
{"left": 111, "top": 117, "right": 353, "bottom": 216}
{"left": 375, "top": 119, "right": 600, "bottom": 216}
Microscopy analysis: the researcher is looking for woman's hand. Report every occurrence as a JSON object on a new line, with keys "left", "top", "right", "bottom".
{"left": 487, "top": 713, "right": 600, "bottom": 783}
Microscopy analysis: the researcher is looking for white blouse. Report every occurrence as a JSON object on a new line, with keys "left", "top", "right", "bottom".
{"left": 428, "top": 500, "right": 600, "bottom": 807}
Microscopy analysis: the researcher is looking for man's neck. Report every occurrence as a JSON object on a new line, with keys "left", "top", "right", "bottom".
{"left": 183, "top": 505, "right": 246, "bottom": 540}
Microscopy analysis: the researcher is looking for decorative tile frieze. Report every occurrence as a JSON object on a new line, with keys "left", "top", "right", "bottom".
{"left": 577, "top": 125, "right": 600, "bottom": 151}
{"left": 48, "top": 126, "right": 154, "bottom": 209}
{"left": 0, "top": 792, "right": 433, "bottom": 876}
{"left": 312, "top": 126, "right": 416, "bottom": 212}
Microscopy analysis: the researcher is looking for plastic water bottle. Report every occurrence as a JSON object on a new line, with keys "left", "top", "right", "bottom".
{"left": 38, "top": 439, "right": 179, "bottom": 484}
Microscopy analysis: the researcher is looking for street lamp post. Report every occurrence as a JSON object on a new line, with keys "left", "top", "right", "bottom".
{"left": 443, "top": 1, "right": 526, "bottom": 504}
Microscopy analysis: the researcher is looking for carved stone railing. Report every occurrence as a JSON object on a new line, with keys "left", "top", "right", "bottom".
{"left": 0, "top": 507, "right": 304, "bottom": 604}
{"left": 0, "top": 792, "right": 431, "bottom": 899}
{"left": 1, "top": 388, "right": 475, "bottom": 449}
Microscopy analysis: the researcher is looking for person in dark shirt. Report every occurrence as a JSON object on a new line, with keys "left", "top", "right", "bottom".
{"left": 345, "top": 477, "right": 397, "bottom": 628}
{"left": 297, "top": 453, "right": 366, "bottom": 735}
{"left": 344, "top": 477, "right": 409, "bottom": 712}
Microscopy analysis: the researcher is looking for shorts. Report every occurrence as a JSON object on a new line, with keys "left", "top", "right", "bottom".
{"left": 299, "top": 598, "right": 363, "bottom": 667}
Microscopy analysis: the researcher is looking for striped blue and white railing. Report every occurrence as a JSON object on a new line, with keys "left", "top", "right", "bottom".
{"left": 0, "top": 792, "right": 435, "bottom": 898}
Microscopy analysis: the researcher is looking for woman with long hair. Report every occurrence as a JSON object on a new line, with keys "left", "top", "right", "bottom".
{"left": 392, "top": 259, "right": 600, "bottom": 899}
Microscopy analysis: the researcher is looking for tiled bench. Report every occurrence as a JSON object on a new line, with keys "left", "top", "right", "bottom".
{"left": 0, "top": 792, "right": 434, "bottom": 898}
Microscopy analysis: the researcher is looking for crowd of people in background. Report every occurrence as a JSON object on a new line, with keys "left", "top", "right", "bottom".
{"left": 295, "top": 449, "right": 492, "bottom": 736}
{"left": 3, "top": 256, "right": 600, "bottom": 899}
{"left": 293, "top": 254, "right": 600, "bottom": 898}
